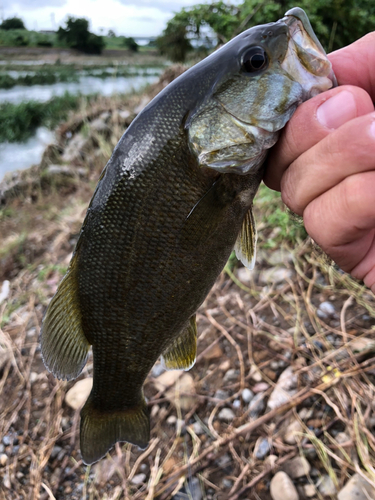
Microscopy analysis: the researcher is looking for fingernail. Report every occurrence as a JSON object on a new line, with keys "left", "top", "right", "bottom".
{"left": 317, "top": 91, "right": 357, "bottom": 129}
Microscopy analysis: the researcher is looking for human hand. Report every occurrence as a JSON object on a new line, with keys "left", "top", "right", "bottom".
{"left": 264, "top": 32, "right": 375, "bottom": 293}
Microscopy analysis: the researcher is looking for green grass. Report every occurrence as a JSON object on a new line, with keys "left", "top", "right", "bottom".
{"left": 254, "top": 183, "right": 307, "bottom": 247}
{"left": 0, "top": 64, "right": 163, "bottom": 90}
{"left": 0, "top": 93, "right": 83, "bottom": 142}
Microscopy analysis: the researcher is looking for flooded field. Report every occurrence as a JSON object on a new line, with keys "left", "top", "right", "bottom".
{"left": 0, "top": 54, "right": 165, "bottom": 180}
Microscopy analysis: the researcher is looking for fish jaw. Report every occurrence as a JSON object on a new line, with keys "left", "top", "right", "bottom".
{"left": 281, "top": 8, "right": 337, "bottom": 98}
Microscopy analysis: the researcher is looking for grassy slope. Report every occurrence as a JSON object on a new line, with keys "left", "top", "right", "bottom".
{"left": 1, "top": 78, "right": 375, "bottom": 499}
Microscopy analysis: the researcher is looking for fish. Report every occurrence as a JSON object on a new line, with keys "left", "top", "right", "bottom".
{"left": 40, "top": 7, "right": 336, "bottom": 465}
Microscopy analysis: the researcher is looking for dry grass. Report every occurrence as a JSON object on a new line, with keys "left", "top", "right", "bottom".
{"left": 1, "top": 83, "right": 375, "bottom": 500}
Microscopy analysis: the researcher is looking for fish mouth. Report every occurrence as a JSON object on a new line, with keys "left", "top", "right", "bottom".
{"left": 280, "top": 8, "right": 337, "bottom": 96}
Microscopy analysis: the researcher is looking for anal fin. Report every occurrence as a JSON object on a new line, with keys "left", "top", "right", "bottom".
{"left": 40, "top": 252, "right": 90, "bottom": 381}
{"left": 234, "top": 207, "right": 257, "bottom": 270}
{"left": 161, "top": 316, "right": 197, "bottom": 371}
{"left": 80, "top": 393, "right": 150, "bottom": 465}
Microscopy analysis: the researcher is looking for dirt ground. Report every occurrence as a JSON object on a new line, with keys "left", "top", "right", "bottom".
{"left": 1, "top": 69, "right": 375, "bottom": 500}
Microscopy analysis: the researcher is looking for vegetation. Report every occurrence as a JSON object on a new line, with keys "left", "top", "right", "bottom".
{"left": 0, "top": 94, "right": 83, "bottom": 142}
{"left": 57, "top": 17, "right": 105, "bottom": 54}
{"left": 157, "top": 0, "right": 375, "bottom": 62}
{"left": 0, "top": 16, "right": 25, "bottom": 30}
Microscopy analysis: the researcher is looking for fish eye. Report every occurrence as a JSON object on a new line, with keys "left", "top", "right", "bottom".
{"left": 242, "top": 47, "right": 268, "bottom": 73}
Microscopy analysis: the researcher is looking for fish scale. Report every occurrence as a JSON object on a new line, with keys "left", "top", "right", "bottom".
{"left": 40, "top": 8, "right": 336, "bottom": 464}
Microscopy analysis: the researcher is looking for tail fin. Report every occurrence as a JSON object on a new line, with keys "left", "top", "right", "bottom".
{"left": 80, "top": 394, "right": 150, "bottom": 465}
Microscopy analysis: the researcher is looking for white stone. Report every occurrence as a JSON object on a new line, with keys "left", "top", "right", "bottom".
{"left": 303, "top": 484, "right": 316, "bottom": 497}
{"left": 283, "top": 419, "right": 303, "bottom": 445}
{"left": 242, "top": 388, "right": 254, "bottom": 403}
{"left": 270, "top": 472, "right": 299, "bottom": 500}
{"left": 318, "top": 475, "right": 336, "bottom": 496}
{"left": 218, "top": 408, "right": 235, "bottom": 421}
{"left": 283, "top": 457, "right": 310, "bottom": 479}
{"left": 65, "top": 378, "right": 93, "bottom": 410}
{"left": 337, "top": 473, "right": 375, "bottom": 500}
{"left": 131, "top": 473, "right": 146, "bottom": 485}
{"left": 267, "top": 366, "right": 297, "bottom": 411}
{"left": 260, "top": 267, "right": 293, "bottom": 285}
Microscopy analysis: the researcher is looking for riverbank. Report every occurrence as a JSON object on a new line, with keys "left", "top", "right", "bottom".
{"left": 1, "top": 67, "right": 375, "bottom": 500}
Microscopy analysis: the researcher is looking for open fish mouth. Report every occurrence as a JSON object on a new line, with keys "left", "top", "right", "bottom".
{"left": 281, "top": 7, "right": 337, "bottom": 96}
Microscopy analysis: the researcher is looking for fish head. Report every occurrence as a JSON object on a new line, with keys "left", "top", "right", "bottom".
{"left": 188, "top": 8, "right": 336, "bottom": 175}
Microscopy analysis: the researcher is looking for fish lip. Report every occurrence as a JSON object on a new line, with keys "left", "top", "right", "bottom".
{"left": 280, "top": 8, "right": 337, "bottom": 89}
{"left": 282, "top": 7, "right": 326, "bottom": 56}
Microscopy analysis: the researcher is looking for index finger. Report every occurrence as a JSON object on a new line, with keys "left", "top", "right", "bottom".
{"left": 329, "top": 31, "right": 375, "bottom": 101}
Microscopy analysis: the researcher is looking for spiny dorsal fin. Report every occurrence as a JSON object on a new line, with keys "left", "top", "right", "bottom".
{"left": 80, "top": 393, "right": 150, "bottom": 465}
{"left": 161, "top": 316, "right": 197, "bottom": 371}
{"left": 40, "top": 252, "right": 90, "bottom": 381}
{"left": 234, "top": 208, "right": 257, "bottom": 270}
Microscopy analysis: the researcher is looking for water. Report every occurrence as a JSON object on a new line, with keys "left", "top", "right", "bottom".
{"left": 0, "top": 74, "right": 159, "bottom": 104}
{"left": 0, "top": 128, "right": 55, "bottom": 181}
{"left": 0, "top": 70, "right": 161, "bottom": 180}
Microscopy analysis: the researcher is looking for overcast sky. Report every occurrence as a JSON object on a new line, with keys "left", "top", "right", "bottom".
{"left": 1, "top": 0, "right": 203, "bottom": 37}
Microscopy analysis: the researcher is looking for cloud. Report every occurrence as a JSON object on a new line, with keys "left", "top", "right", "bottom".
{"left": 116, "top": 0, "right": 196, "bottom": 13}
{"left": 3, "top": 0, "right": 67, "bottom": 10}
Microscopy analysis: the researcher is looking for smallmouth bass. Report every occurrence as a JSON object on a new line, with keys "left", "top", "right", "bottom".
{"left": 40, "top": 8, "right": 336, "bottom": 465}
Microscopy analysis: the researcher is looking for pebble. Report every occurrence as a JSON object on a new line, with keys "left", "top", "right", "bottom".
{"left": 222, "top": 478, "right": 233, "bottom": 488}
{"left": 218, "top": 408, "right": 235, "bottom": 421}
{"left": 223, "top": 369, "right": 239, "bottom": 382}
{"left": 191, "top": 422, "right": 204, "bottom": 435}
{"left": 202, "top": 343, "right": 223, "bottom": 360}
{"left": 318, "top": 475, "right": 336, "bottom": 496}
{"left": 267, "top": 249, "right": 293, "bottom": 266}
{"left": 303, "top": 484, "right": 316, "bottom": 497}
{"left": 267, "top": 366, "right": 297, "bottom": 411}
{"left": 51, "top": 446, "right": 62, "bottom": 459}
{"left": 337, "top": 473, "right": 375, "bottom": 500}
{"left": 131, "top": 473, "right": 146, "bottom": 485}
{"left": 242, "top": 388, "right": 254, "bottom": 403}
{"left": 283, "top": 457, "right": 311, "bottom": 479}
{"left": 167, "top": 415, "right": 177, "bottom": 425}
{"left": 232, "top": 399, "right": 241, "bottom": 409}
{"left": 260, "top": 267, "right": 293, "bottom": 285}
{"left": 0, "top": 454, "right": 8, "bottom": 466}
{"left": 283, "top": 419, "right": 303, "bottom": 445}
{"left": 65, "top": 378, "right": 93, "bottom": 410}
{"left": 214, "top": 389, "right": 229, "bottom": 400}
{"left": 249, "top": 393, "right": 265, "bottom": 419}
{"left": 317, "top": 301, "right": 335, "bottom": 318}
{"left": 255, "top": 438, "right": 270, "bottom": 459}
{"left": 270, "top": 472, "right": 299, "bottom": 500}
{"left": 0, "top": 445, "right": 4, "bottom": 453}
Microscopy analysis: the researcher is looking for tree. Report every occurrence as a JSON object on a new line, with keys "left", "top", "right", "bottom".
{"left": 57, "top": 17, "right": 105, "bottom": 54}
{"left": 0, "top": 17, "right": 26, "bottom": 30}
{"left": 157, "top": 0, "right": 375, "bottom": 62}
{"left": 122, "top": 36, "right": 138, "bottom": 52}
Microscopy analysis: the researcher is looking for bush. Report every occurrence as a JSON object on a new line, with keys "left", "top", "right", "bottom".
{"left": 57, "top": 17, "right": 104, "bottom": 54}
{"left": 0, "top": 17, "right": 25, "bottom": 30}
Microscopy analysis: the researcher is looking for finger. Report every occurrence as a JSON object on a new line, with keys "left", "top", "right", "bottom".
{"left": 329, "top": 31, "right": 375, "bottom": 102}
{"left": 281, "top": 111, "right": 375, "bottom": 215}
{"left": 264, "top": 86, "right": 374, "bottom": 191}
{"left": 303, "top": 171, "right": 375, "bottom": 293}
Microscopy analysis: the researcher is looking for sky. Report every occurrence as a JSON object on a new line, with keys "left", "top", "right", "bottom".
{"left": 1, "top": 0, "right": 203, "bottom": 37}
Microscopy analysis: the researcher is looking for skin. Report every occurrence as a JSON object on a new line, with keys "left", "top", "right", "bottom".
{"left": 264, "top": 32, "right": 375, "bottom": 294}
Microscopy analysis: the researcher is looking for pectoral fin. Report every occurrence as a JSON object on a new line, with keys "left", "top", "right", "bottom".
{"left": 161, "top": 316, "right": 197, "bottom": 371}
{"left": 234, "top": 208, "right": 257, "bottom": 270}
{"left": 40, "top": 251, "right": 90, "bottom": 381}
